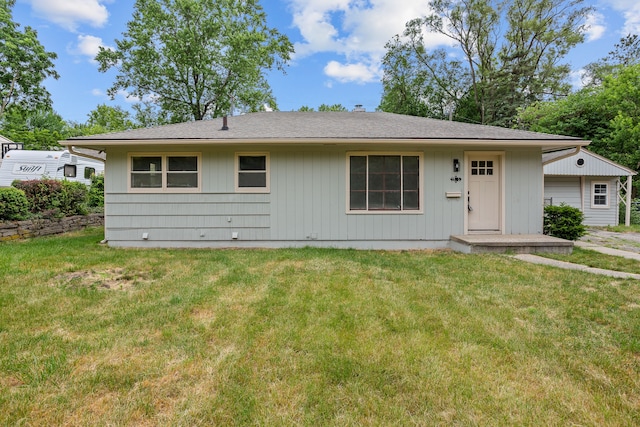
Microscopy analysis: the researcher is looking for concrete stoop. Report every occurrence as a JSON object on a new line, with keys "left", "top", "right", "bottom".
{"left": 450, "top": 234, "right": 573, "bottom": 255}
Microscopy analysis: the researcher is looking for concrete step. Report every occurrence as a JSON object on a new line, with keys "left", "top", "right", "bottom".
{"left": 450, "top": 234, "right": 573, "bottom": 254}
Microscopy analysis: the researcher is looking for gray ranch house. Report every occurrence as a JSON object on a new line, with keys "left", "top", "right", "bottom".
{"left": 544, "top": 147, "right": 636, "bottom": 226}
{"left": 63, "top": 112, "right": 588, "bottom": 251}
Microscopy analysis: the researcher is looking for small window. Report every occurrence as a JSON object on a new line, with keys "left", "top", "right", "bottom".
{"left": 235, "top": 153, "right": 269, "bottom": 193}
{"left": 129, "top": 153, "right": 200, "bottom": 192}
{"left": 64, "top": 164, "right": 77, "bottom": 178}
{"left": 84, "top": 167, "right": 96, "bottom": 180}
{"left": 592, "top": 182, "right": 609, "bottom": 208}
{"left": 348, "top": 153, "right": 422, "bottom": 212}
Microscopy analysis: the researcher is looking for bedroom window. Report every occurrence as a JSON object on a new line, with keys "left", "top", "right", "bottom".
{"left": 348, "top": 153, "right": 422, "bottom": 212}
{"left": 129, "top": 153, "right": 200, "bottom": 192}
{"left": 592, "top": 182, "right": 609, "bottom": 208}
{"left": 235, "top": 153, "right": 269, "bottom": 193}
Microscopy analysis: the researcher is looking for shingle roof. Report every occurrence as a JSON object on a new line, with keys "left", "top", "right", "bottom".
{"left": 66, "top": 111, "right": 584, "bottom": 145}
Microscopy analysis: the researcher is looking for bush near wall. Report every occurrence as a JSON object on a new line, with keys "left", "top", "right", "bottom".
{"left": 544, "top": 204, "right": 586, "bottom": 240}
{"left": 12, "top": 179, "right": 88, "bottom": 218}
{"left": 87, "top": 175, "right": 104, "bottom": 208}
{"left": 0, "top": 187, "right": 30, "bottom": 220}
{"left": 0, "top": 178, "right": 104, "bottom": 240}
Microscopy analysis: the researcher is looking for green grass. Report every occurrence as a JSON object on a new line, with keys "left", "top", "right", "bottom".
{"left": 541, "top": 247, "right": 640, "bottom": 274}
{"left": 602, "top": 224, "right": 640, "bottom": 233}
{"left": 1, "top": 228, "right": 639, "bottom": 425}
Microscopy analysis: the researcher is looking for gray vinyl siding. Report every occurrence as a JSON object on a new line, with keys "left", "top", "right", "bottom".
{"left": 102, "top": 145, "right": 542, "bottom": 247}
{"left": 583, "top": 177, "right": 618, "bottom": 226}
{"left": 544, "top": 177, "right": 582, "bottom": 209}
{"left": 504, "top": 150, "right": 544, "bottom": 234}
{"left": 544, "top": 176, "right": 619, "bottom": 226}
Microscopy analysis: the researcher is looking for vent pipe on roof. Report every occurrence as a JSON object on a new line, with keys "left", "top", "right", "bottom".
{"left": 353, "top": 104, "right": 365, "bottom": 112}
{"left": 221, "top": 116, "right": 229, "bottom": 131}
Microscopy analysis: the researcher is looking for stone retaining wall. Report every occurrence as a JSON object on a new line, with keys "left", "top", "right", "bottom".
{"left": 0, "top": 213, "right": 104, "bottom": 241}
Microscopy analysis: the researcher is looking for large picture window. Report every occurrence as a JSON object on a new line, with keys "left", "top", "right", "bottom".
{"left": 348, "top": 153, "right": 421, "bottom": 212}
{"left": 129, "top": 153, "right": 200, "bottom": 192}
{"left": 235, "top": 153, "right": 269, "bottom": 193}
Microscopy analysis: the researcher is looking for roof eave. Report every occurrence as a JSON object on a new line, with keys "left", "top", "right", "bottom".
{"left": 61, "top": 137, "right": 589, "bottom": 151}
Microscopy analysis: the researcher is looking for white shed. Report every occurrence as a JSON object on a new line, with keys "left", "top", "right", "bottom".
{"left": 543, "top": 148, "right": 636, "bottom": 226}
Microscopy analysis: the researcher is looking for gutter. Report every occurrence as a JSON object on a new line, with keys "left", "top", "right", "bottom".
{"left": 66, "top": 145, "right": 106, "bottom": 163}
{"left": 542, "top": 145, "right": 583, "bottom": 166}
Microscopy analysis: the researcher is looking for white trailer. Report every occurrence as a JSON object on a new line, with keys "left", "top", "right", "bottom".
{"left": 0, "top": 150, "right": 104, "bottom": 187}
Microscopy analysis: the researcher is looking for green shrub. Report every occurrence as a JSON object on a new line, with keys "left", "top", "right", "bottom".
{"left": 620, "top": 198, "right": 640, "bottom": 225}
{"left": 0, "top": 187, "right": 30, "bottom": 220}
{"left": 13, "top": 179, "right": 63, "bottom": 217}
{"left": 12, "top": 179, "right": 88, "bottom": 217}
{"left": 544, "top": 204, "right": 586, "bottom": 240}
{"left": 87, "top": 175, "right": 104, "bottom": 208}
{"left": 60, "top": 181, "right": 88, "bottom": 216}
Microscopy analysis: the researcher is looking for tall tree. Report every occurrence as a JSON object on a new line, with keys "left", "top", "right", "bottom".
{"left": 582, "top": 34, "right": 640, "bottom": 86}
{"left": 518, "top": 64, "right": 640, "bottom": 174}
{"left": 380, "top": 0, "right": 592, "bottom": 126}
{"left": 0, "top": 106, "right": 67, "bottom": 150}
{"left": 96, "top": 0, "right": 293, "bottom": 121}
{"left": 0, "top": 0, "right": 59, "bottom": 119}
{"left": 380, "top": 35, "right": 470, "bottom": 120}
{"left": 87, "top": 104, "right": 135, "bottom": 132}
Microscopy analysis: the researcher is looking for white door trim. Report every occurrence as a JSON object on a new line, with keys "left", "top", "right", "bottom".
{"left": 464, "top": 151, "right": 506, "bottom": 234}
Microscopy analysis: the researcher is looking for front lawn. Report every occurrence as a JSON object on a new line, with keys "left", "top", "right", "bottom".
{"left": 541, "top": 246, "right": 640, "bottom": 275}
{"left": 1, "top": 228, "right": 638, "bottom": 425}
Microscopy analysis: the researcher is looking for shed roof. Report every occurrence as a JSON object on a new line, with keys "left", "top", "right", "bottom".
{"left": 64, "top": 111, "right": 587, "bottom": 150}
{"left": 544, "top": 147, "right": 636, "bottom": 177}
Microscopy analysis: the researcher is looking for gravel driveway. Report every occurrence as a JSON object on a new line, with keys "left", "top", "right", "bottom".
{"left": 580, "top": 228, "right": 640, "bottom": 254}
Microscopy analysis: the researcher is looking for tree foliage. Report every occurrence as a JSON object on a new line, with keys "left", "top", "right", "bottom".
{"left": 96, "top": 0, "right": 293, "bottom": 121}
{"left": 518, "top": 62, "right": 640, "bottom": 179}
{"left": 0, "top": 0, "right": 58, "bottom": 119}
{"left": 582, "top": 34, "right": 640, "bottom": 86}
{"left": 297, "top": 104, "right": 348, "bottom": 112}
{"left": 380, "top": 0, "right": 592, "bottom": 126}
{"left": 0, "top": 106, "right": 67, "bottom": 150}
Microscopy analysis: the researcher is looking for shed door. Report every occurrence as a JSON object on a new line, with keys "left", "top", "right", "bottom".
{"left": 467, "top": 155, "right": 501, "bottom": 232}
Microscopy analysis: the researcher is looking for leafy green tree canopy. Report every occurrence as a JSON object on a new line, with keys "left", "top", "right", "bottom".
{"left": 518, "top": 63, "right": 640, "bottom": 177}
{"left": 87, "top": 104, "right": 135, "bottom": 132}
{"left": 583, "top": 34, "right": 640, "bottom": 86}
{"left": 297, "top": 104, "right": 348, "bottom": 112}
{"left": 0, "top": 0, "right": 59, "bottom": 119}
{"left": 96, "top": 0, "right": 294, "bottom": 121}
{"left": 380, "top": 0, "right": 592, "bottom": 127}
{"left": 0, "top": 106, "right": 67, "bottom": 150}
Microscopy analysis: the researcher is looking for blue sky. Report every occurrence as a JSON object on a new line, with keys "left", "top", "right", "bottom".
{"left": 9, "top": 0, "right": 640, "bottom": 123}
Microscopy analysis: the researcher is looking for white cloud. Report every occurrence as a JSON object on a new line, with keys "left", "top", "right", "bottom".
{"left": 71, "top": 34, "right": 112, "bottom": 64}
{"left": 288, "top": 0, "right": 439, "bottom": 59}
{"left": 324, "top": 60, "right": 379, "bottom": 83}
{"left": 26, "top": 0, "right": 111, "bottom": 32}
{"left": 607, "top": 0, "right": 640, "bottom": 35}
{"left": 285, "top": 0, "right": 450, "bottom": 84}
{"left": 584, "top": 11, "right": 606, "bottom": 42}
{"left": 569, "top": 68, "right": 587, "bottom": 89}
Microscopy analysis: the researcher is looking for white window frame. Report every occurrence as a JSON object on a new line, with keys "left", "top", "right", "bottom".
{"left": 346, "top": 151, "right": 424, "bottom": 214}
{"left": 591, "top": 181, "right": 609, "bottom": 208}
{"left": 235, "top": 152, "right": 270, "bottom": 193}
{"left": 128, "top": 152, "right": 201, "bottom": 193}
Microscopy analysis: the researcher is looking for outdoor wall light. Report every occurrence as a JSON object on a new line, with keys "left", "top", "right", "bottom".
{"left": 453, "top": 158, "right": 460, "bottom": 172}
